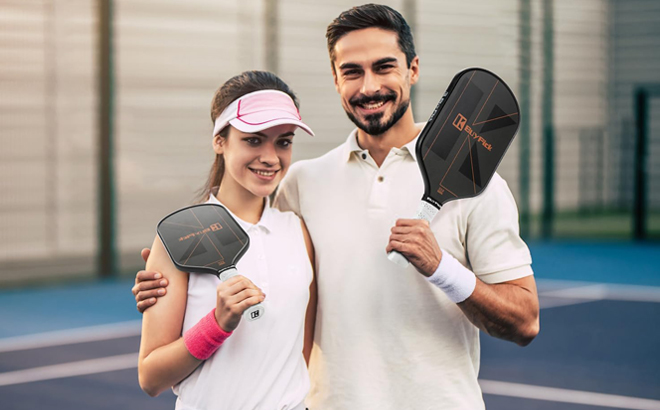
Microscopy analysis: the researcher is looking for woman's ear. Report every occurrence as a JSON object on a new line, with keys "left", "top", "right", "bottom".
{"left": 213, "top": 135, "right": 224, "bottom": 155}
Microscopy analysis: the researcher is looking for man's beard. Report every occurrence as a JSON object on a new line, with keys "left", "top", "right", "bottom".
{"left": 345, "top": 93, "right": 410, "bottom": 136}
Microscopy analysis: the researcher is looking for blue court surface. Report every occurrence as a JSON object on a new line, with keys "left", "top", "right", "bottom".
{"left": 0, "top": 241, "right": 658, "bottom": 410}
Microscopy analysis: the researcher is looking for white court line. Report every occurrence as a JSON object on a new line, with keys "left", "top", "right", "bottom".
{"left": 538, "top": 281, "right": 660, "bottom": 304}
{"left": 539, "top": 296, "right": 596, "bottom": 309}
{"left": 0, "top": 321, "right": 141, "bottom": 353}
{"left": 0, "top": 353, "right": 138, "bottom": 387}
{"left": 480, "top": 380, "right": 660, "bottom": 410}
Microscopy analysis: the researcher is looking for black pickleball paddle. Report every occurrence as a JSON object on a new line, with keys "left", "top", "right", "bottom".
{"left": 388, "top": 68, "right": 520, "bottom": 267}
{"left": 157, "top": 203, "right": 264, "bottom": 321}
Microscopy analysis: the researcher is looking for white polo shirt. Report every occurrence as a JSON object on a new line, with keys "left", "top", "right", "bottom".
{"left": 274, "top": 128, "right": 533, "bottom": 410}
{"left": 173, "top": 195, "right": 312, "bottom": 410}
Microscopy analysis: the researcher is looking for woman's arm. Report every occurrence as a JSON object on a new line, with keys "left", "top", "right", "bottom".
{"left": 300, "top": 219, "right": 317, "bottom": 365}
{"left": 137, "top": 235, "right": 202, "bottom": 397}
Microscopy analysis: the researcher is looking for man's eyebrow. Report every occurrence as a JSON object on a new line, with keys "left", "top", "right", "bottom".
{"left": 338, "top": 62, "right": 362, "bottom": 71}
{"left": 373, "top": 57, "right": 398, "bottom": 66}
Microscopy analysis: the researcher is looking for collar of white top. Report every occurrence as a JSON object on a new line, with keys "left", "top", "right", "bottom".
{"left": 343, "top": 123, "right": 424, "bottom": 163}
{"left": 207, "top": 194, "right": 274, "bottom": 233}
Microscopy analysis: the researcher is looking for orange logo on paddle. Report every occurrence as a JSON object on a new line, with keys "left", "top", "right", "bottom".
{"left": 179, "top": 223, "right": 223, "bottom": 242}
{"left": 453, "top": 113, "right": 467, "bottom": 131}
{"left": 453, "top": 113, "right": 493, "bottom": 152}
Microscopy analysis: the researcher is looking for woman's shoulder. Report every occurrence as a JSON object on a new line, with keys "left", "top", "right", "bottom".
{"left": 265, "top": 205, "right": 302, "bottom": 227}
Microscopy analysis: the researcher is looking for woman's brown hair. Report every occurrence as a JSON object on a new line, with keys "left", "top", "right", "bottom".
{"left": 196, "top": 71, "right": 299, "bottom": 203}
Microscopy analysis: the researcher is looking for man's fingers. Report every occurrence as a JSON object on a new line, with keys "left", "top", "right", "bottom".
{"left": 141, "top": 248, "right": 151, "bottom": 263}
{"left": 136, "top": 270, "right": 162, "bottom": 283}
{"left": 137, "top": 297, "right": 156, "bottom": 313}
{"left": 395, "top": 218, "right": 430, "bottom": 227}
{"left": 387, "top": 239, "right": 414, "bottom": 255}
{"left": 135, "top": 278, "right": 169, "bottom": 293}
{"left": 135, "top": 288, "right": 166, "bottom": 303}
{"left": 391, "top": 225, "right": 414, "bottom": 235}
{"left": 389, "top": 232, "right": 413, "bottom": 242}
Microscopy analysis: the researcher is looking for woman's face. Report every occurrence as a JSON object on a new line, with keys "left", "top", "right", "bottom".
{"left": 214, "top": 124, "right": 296, "bottom": 199}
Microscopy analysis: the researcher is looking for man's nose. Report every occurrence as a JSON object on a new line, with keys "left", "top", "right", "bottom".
{"left": 360, "top": 70, "right": 381, "bottom": 96}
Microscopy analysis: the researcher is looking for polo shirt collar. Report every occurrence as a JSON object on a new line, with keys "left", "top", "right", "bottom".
{"left": 207, "top": 194, "right": 274, "bottom": 233}
{"left": 343, "top": 128, "right": 365, "bottom": 162}
{"left": 342, "top": 124, "right": 424, "bottom": 163}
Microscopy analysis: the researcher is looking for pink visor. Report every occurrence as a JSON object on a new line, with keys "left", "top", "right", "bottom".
{"left": 212, "top": 90, "right": 314, "bottom": 137}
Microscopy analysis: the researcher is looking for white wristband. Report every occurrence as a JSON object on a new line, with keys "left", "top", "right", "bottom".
{"left": 426, "top": 249, "right": 476, "bottom": 303}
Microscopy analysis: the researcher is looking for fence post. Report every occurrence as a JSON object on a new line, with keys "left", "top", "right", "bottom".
{"left": 541, "top": 0, "right": 555, "bottom": 239}
{"left": 98, "top": 0, "right": 117, "bottom": 277}
{"left": 265, "top": 0, "right": 279, "bottom": 74}
{"left": 633, "top": 88, "right": 648, "bottom": 240}
{"left": 519, "top": 0, "right": 532, "bottom": 238}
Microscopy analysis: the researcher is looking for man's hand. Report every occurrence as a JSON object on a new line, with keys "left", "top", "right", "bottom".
{"left": 386, "top": 219, "right": 442, "bottom": 277}
{"left": 132, "top": 248, "right": 169, "bottom": 313}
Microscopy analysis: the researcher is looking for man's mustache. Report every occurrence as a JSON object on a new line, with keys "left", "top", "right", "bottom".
{"left": 349, "top": 92, "right": 397, "bottom": 107}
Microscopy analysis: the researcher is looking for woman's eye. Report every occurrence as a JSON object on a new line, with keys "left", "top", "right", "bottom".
{"left": 244, "top": 137, "right": 261, "bottom": 146}
{"left": 278, "top": 139, "right": 293, "bottom": 148}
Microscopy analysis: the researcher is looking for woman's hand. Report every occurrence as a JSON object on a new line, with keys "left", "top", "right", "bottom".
{"left": 215, "top": 275, "right": 265, "bottom": 332}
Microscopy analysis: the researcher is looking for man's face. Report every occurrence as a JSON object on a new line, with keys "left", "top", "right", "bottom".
{"left": 332, "top": 27, "right": 419, "bottom": 136}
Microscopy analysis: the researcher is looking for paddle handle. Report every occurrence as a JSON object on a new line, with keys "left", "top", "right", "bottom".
{"left": 219, "top": 267, "right": 265, "bottom": 321}
{"left": 387, "top": 201, "right": 440, "bottom": 268}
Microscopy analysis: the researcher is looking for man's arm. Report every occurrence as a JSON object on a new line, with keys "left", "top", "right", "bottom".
{"left": 387, "top": 219, "right": 539, "bottom": 346}
{"left": 458, "top": 275, "right": 538, "bottom": 346}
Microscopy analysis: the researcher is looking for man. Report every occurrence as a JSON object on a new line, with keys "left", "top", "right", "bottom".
{"left": 134, "top": 4, "right": 539, "bottom": 409}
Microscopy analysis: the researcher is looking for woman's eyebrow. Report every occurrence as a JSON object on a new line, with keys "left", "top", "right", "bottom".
{"left": 253, "top": 131, "right": 295, "bottom": 138}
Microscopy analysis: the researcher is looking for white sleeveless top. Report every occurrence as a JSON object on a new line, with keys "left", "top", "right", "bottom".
{"left": 173, "top": 195, "right": 312, "bottom": 410}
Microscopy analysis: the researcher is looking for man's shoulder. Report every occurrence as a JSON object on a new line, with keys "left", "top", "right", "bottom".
{"left": 288, "top": 142, "right": 347, "bottom": 175}
{"left": 473, "top": 172, "right": 509, "bottom": 197}
{"left": 461, "top": 171, "right": 517, "bottom": 211}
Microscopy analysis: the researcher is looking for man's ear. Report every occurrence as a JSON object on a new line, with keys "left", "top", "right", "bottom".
{"left": 213, "top": 135, "right": 224, "bottom": 155}
{"left": 332, "top": 66, "right": 340, "bottom": 93}
{"left": 409, "top": 56, "right": 420, "bottom": 86}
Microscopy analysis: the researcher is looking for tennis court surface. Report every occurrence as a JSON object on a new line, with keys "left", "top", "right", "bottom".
{"left": 1, "top": 241, "right": 658, "bottom": 410}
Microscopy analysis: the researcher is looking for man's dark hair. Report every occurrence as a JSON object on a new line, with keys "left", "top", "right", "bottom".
{"left": 326, "top": 4, "right": 416, "bottom": 70}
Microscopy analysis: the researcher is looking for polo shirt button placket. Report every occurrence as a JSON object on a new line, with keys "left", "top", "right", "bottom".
{"left": 254, "top": 231, "right": 269, "bottom": 295}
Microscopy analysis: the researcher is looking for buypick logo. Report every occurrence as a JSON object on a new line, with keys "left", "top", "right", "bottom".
{"left": 179, "top": 223, "right": 223, "bottom": 242}
{"left": 452, "top": 113, "right": 492, "bottom": 151}
{"left": 453, "top": 113, "right": 467, "bottom": 131}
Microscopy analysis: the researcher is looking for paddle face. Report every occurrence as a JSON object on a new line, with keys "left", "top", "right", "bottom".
{"left": 157, "top": 204, "right": 249, "bottom": 276}
{"left": 416, "top": 68, "right": 520, "bottom": 208}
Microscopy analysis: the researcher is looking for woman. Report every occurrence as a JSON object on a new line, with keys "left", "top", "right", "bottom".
{"left": 138, "top": 71, "right": 316, "bottom": 410}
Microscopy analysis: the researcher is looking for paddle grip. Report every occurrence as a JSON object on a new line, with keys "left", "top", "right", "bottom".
{"left": 219, "top": 267, "right": 265, "bottom": 322}
{"left": 387, "top": 201, "right": 440, "bottom": 268}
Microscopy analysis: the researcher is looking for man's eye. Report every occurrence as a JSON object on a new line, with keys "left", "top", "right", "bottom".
{"left": 376, "top": 65, "right": 394, "bottom": 72}
{"left": 343, "top": 69, "right": 360, "bottom": 77}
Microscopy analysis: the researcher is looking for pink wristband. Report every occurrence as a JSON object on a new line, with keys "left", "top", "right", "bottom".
{"left": 183, "top": 309, "right": 233, "bottom": 360}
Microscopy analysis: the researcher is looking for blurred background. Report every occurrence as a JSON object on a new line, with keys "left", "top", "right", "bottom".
{"left": 1, "top": 0, "right": 658, "bottom": 285}
{"left": 1, "top": 1, "right": 659, "bottom": 409}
